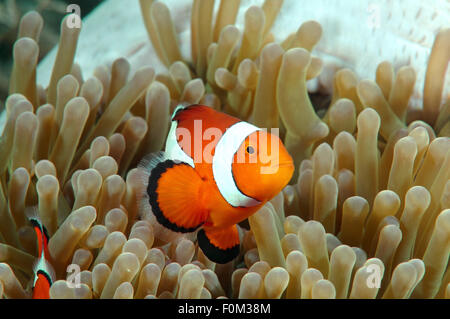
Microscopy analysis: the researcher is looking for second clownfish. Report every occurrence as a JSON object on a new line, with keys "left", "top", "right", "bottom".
{"left": 27, "top": 207, "right": 55, "bottom": 299}
{"left": 138, "top": 104, "right": 294, "bottom": 263}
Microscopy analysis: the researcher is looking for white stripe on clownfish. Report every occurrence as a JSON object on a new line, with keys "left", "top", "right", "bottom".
{"left": 212, "top": 121, "right": 262, "bottom": 208}
{"left": 165, "top": 105, "right": 195, "bottom": 167}
{"left": 33, "top": 249, "right": 54, "bottom": 287}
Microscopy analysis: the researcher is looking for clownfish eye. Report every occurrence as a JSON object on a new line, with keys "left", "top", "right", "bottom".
{"left": 246, "top": 146, "right": 255, "bottom": 154}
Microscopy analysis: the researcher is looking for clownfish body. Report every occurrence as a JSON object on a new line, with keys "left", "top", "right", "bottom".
{"left": 139, "top": 105, "right": 294, "bottom": 263}
{"left": 27, "top": 207, "right": 55, "bottom": 299}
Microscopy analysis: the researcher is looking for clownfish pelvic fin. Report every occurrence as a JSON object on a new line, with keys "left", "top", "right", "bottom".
{"left": 197, "top": 225, "right": 240, "bottom": 264}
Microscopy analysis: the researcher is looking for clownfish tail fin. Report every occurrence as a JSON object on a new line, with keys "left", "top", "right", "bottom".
{"left": 197, "top": 225, "right": 240, "bottom": 264}
{"left": 138, "top": 151, "right": 209, "bottom": 233}
{"left": 137, "top": 151, "right": 170, "bottom": 172}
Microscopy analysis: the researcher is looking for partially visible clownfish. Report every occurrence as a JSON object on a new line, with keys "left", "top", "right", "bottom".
{"left": 26, "top": 206, "right": 55, "bottom": 299}
{"left": 138, "top": 104, "right": 294, "bottom": 264}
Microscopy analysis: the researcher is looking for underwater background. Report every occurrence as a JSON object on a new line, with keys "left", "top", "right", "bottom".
{"left": 0, "top": 0, "right": 448, "bottom": 299}
{"left": 0, "top": 0, "right": 104, "bottom": 110}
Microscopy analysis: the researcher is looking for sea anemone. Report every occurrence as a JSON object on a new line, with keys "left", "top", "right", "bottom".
{"left": 0, "top": 0, "right": 449, "bottom": 299}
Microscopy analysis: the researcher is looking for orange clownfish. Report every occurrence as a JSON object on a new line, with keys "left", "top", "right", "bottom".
{"left": 139, "top": 104, "right": 294, "bottom": 263}
{"left": 27, "top": 207, "right": 55, "bottom": 299}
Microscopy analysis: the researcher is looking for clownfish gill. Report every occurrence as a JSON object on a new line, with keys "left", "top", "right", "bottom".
{"left": 138, "top": 104, "right": 294, "bottom": 264}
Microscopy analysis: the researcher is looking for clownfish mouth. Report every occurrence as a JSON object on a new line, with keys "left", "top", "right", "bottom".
{"left": 278, "top": 161, "right": 295, "bottom": 168}
{"left": 260, "top": 161, "right": 294, "bottom": 175}
{"left": 269, "top": 161, "right": 295, "bottom": 170}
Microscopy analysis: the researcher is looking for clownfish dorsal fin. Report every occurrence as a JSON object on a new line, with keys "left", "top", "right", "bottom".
{"left": 171, "top": 103, "right": 189, "bottom": 120}
{"left": 138, "top": 151, "right": 209, "bottom": 233}
{"left": 171, "top": 104, "right": 211, "bottom": 122}
{"left": 197, "top": 225, "right": 240, "bottom": 264}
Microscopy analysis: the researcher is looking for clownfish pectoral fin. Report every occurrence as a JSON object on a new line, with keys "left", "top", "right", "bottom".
{"left": 139, "top": 152, "right": 209, "bottom": 233}
{"left": 197, "top": 225, "right": 240, "bottom": 264}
